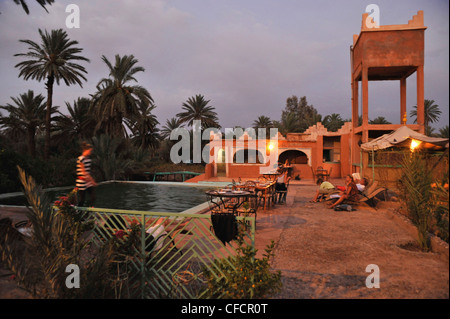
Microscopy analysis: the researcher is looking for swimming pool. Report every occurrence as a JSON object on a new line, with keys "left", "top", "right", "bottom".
{"left": 0, "top": 182, "right": 218, "bottom": 213}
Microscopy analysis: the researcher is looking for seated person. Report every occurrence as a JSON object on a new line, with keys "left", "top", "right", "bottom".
{"left": 310, "top": 178, "right": 336, "bottom": 202}
{"left": 275, "top": 169, "right": 290, "bottom": 192}
{"left": 331, "top": 177, "right": 368, "bottom": 195}
{"left": 328, "top": 175, "right": 360, "bottom": 209}
{"left": 356, "top": 177, "right": 368, "bottom": 191}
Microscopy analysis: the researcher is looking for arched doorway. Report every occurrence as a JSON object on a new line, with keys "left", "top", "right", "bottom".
{"left": 278, "top": 149, "right": 309, "bottom": 179}
{"left": 278, "top": 150, "right": 308, "bottom": 164}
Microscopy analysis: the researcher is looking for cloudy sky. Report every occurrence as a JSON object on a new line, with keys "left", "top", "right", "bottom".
{"left": 0, "top": 0, "right": 448, "bottom": 131}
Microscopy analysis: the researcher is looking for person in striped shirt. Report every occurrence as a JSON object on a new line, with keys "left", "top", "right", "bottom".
{"left": 76, "top": 142, "right": 97, "bottom": 207}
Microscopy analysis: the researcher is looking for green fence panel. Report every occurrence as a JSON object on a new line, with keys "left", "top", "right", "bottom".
{"left": 76, "top": 207, "right": 255, "bottom": 299}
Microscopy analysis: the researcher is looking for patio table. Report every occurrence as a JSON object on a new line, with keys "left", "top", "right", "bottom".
{"left": 234, "top": 181, "right": 275, "bottom": 211}
{"left": 205, "top": 190, "right": 252, "bottom": 216}
{"left": 262, "top": 172, "right": 280, "bottom": 181}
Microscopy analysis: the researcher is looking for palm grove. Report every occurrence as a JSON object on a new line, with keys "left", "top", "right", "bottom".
{"left": 1, "top": 29, "right": 448, "bottom": 193}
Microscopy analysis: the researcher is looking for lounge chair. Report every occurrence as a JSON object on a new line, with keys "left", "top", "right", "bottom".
{"left": 0, "top": 217, "right": 27, "bottom": 245}
{"left": 358, "top": 185, "right": 388, "bottom": 208}
{"left": 323, "top": 179, "right": 387, "bottom": 208}
{"left": 96, "top": 215, "right": 182, "bottom": 256}
{"left": 344, "top": 181, "right": 388, "bottom": 208}
{"left": 145, "top": 223, "right": 182, "bottom": 256}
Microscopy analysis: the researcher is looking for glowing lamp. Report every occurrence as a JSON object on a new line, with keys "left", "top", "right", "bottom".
{"left": 410, "top": 139, "right": 421, "bottom": 151}
{"left": 266, "top": 142, "right": 275, "bottom": 156}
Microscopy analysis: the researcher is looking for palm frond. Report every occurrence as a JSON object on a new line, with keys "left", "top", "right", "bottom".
{"left": 91, "top": 54, "right": 152, "bottom": 137}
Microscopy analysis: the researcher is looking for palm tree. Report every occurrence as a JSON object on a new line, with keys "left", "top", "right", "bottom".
{"left": 252, "top": 116, "right": 273, "bottom": 139}
{"left": 438, "top": 125, "right": 449, "bottom": 138}
{"left": 0, "top": 90, "right": 47, "bottom": 157}
{"left": 369, "top": 116, "right": 391, "bottom": 124}
{"left": 252, "top": 115, "right": 273, "bottom": 129}
{"left": 160, "top": 117, "right": 183, "bottom": 140}
{"left": 52, "top": 97, "right": 95, "bottom": 146}
{"left": 90, "top": 54, "right": 153, "bottom": 137}
{"left": 323, "top": 113, "right": 345, "bottom": 132}
{"left": 176, "top": 95, "right": 220, "bottom": 129}
{"left": 91, "top": 134, "right": 132, "bottom": 181}
{"left": 277, "top": 111, "right": 300, "bottom": 135}
{"left": 425, "top": 126, "right": 437, "bottom": 137}
{"left": 13, "top": 0, "right": 54, "bottom": 14}
{"left": 14, "top": 28, "right": 90, "bottom": 158}
{"left": 156, "top": 117, "right": 184, "bottom": 161}
{"left": 125, "top": 101, "right": 160, "bottom": 151}
{"left": 410, "top": 99, "right": 442, "bottom": 132}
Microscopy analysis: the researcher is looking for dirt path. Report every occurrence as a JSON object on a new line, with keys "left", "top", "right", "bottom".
{"left": 255, "top": 182, "right": 449, "bottom": 299}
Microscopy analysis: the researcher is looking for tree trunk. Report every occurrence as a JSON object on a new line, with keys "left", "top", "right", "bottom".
{"left": 27, "top": 126, "right": 36, "bottom": 158}
{"left": 141, "top": 130, "right": 146, "bottom": 149}
{"left": 45, "top": 75, "right": 54, "bottom": 159}
{"left": 114, "top": 114, "right": 123, "bottom": 137}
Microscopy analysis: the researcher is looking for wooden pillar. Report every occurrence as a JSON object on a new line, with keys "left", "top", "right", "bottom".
{"left": 362, "top": 151, "right": 369, "bottom": 179}
{"left": 362, "top": 67, "right": 369, "bottom": 142}
{"left": 400, "top": 77, "right": 407, "bottom": 124}
{"left": 340, "top": 133, "right": 350, "bottom": 177}
{"left": 352, "top": 80, "right": 359, "bottom": 128}
{"left": 316, "top": 135, "right": 324, "bottom": 167}
{"left": 416, "top": 65, "right": 425, "bottom": 133}
{"left": 351, "top": 76, "right": 360, "bottom": 176}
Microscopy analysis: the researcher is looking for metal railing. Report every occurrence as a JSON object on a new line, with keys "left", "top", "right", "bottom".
{"left": 77, "top": 207, "right": 255, "bottom": 299}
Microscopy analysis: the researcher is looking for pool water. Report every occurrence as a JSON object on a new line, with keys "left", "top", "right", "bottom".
{"left": 0, "top": 182, "right": 215, "bottom": 213}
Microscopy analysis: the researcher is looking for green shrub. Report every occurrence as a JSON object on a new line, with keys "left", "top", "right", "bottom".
{"left": 0, "top": 147, "right": 31, "bottom": 193}
{"left": 0, "top": 147, "right": 76, "bottom": 193}
{"left": 202, "top": 223, "right": 282, "bottom": 299}
{"left": 432, "top": 182, "right": 449, "bottom": 243}
{"left": 399, "top": 151, "right": 435, "bottom": 251}
{"left": 0, "top": 167, "right": 142, "bottom": 298}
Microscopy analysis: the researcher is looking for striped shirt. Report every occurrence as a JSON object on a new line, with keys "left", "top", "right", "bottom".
{"left": 76, "top": 155, "right": 93, "bottom": 190}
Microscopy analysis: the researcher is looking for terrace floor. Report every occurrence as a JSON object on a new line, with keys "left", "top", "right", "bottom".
{"left": 0, "top": 178, "right": 448, "bottom": 299}
{"left": 257, "top": 179, "right": 449, "bottom": 299}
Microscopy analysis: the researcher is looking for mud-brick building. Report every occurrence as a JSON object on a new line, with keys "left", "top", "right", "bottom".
{"left": 350, "top": 10, "right": 428, "bottom": 178}
{"left": 197, "top": 11, "right": 433, "bottom": 182}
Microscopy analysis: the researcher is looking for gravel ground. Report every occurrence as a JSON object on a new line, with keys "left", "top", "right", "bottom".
{"left": 255, "top": 182, "right": 449, "bottom": 299}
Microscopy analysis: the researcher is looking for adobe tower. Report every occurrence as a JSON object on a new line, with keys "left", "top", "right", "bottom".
{"left": 350, "top": 10, "right": 427, "bottom": 173}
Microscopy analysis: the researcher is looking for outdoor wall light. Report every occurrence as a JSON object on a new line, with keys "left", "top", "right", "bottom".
{"left": 410, "top": 139, "right": 421, "bottom": 151}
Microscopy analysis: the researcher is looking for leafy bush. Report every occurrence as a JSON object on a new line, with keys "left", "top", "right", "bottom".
{"left": 399, "top": 151, "right": 433, "bottom": 250}
{"left": 0, "top": 147, "right": 76, "bottom": 193}
{"left": 0, "top": 147, "right": 31, "bottom": 193}
{"left": 431, "top": 182, "right": 449, "bottom": 243}
{"left": 0, "top": 167, "right": 142, "bottom": 298}
{"left": 398, "top": 151, "right": 450, "bottom": 250}
{"left": 202, "top": 223, "right": 282, "bottom": 299}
